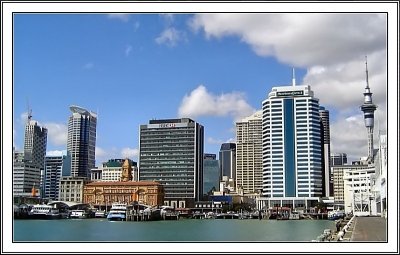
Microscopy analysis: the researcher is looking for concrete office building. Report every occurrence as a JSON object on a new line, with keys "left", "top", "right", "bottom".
{"left": 236, "top": 110, "right": 263, "bottom": 195}
{"left": 258, "top": 79, "right": 323, "bottom": 210}
{"left": 67, "top": 105, "right": 97, "bottom": 178}
{"left": 139, "top": 118, "right": 204, "bottom": 208}
{"left": 219, "top": 143, "right": 236, "bottom": 182}
{"left": 90, "top": 158, "right": 138, "bottom": 182}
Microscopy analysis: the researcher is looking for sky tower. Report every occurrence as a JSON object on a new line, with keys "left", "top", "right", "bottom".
{"left": 360, "top": 56, "right": 377, "bottom": 162}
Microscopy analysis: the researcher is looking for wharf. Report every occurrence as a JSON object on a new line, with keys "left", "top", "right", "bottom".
{"left": 331, "top": 216, "right": 387, "bottom": 242}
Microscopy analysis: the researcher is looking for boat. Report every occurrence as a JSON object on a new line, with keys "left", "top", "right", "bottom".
{"left": 107, "top": 203, "right": 128, "bottom": 221}
{"left": 94, "top": 210, "right": 107, "bottom": 218}
{"left": 28, "top": 204, "right": 60, "bottom": 219}
{"left": 160, "top": 205, "right": 179, "bottom": 220}
{"left": 328, "top": 210, "right": 345, "bottom": 220}
{"left": 70, "top": 209, "right": 88, "bottom": 219}
{"left": 289, "top": 211, "right": 301, "bottom": 220}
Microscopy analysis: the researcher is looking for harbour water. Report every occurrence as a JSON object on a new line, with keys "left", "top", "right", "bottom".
{"left": 14, "top": 218, "right": 334, "bottom": 242}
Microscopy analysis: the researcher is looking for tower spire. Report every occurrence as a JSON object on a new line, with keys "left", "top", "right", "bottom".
{"left": 360, "top": 56, "right": 377, "bottom": 162}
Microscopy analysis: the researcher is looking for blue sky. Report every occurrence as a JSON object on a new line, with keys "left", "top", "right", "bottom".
{"left": 13, "top": 13, "right": 388, "bottom": 165}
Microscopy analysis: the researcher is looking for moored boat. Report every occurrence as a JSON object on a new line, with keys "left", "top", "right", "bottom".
{"left": 107, "top": 203, "right": 128, "bottom": 221}
{"left": 28, "top": 204, "right": 60, "bottom": 220}
{"left": 70, "top": 209, "right": 88, "bottom": 219}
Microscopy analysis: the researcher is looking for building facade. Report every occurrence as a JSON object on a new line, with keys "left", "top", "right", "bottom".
{"left": 331, "top": 153, "right": 348, "bottom": 166}
{"left": 219, "top": 143, "right": 236, "bottom": 181}
{"left": 83, "top": 181, "right": 164, "bottom": 208}
{"left": 23, "top": 119, "right": 47, "bottom": 169}
{"left": 258, "top": 83, "right": 323, "bottom": 210}
{"left": 90, "top": 159, "right": 138, "bottom": 182}
{"left": 203, "top": 153, "right": 220, "bottom": 197}
{"left": 43, "top": 155, "right": 70, "bottom": 200}
{"left": 139, "top": 118, "right": 204, "bottom": 208}
{"left": 13, "top": 150, "right": 41, "bottom": 197}
{"left": 319, "top": 106, "right": 332, "bottom": 197}
{"left": 67, "top": 105, "right": 97, "bottom": 178}
{"left": 236, "top": 110, "right": 263, "bottom": 194}
{"left": 58, "top": 176, "right": 89, "bottom": 203}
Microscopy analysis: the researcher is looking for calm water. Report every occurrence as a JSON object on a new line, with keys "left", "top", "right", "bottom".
{"left": 14, "top": 218, "right": 334, "bottom": 242}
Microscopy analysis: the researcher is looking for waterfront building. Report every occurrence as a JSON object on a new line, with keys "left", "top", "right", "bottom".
{"left": 43, "top": 154, "right": 70, "bottom": 201}
{"left": 139, "top": 118, "right": 204, "bottom": 208}
{"left": 203, "top": 153, "right": 220, "bottom": 198}
{"left": 219, "top": 143, "right": 236, "bottom": 182}
{"left": 332, "top": 165, "right": 347, "bottom": 209}
{"left": 319, "top": 106, "right": 332, "bottom": 197}
{"left": 83, "top": 159, "right": 164, "bottom": 208}
{"left": 258, "top": 78, "right": 323, "bottom": 210}
{"left": 235, "top": 111, "right": 263, "bottom": 195}
{"left": 90, "top": 159, "right": 138, "bottom": 182}
{"left": 372, "top": 133, "right": 387, "bottom": 217}
{"left": 58, "top": 176, "right": 89, "bottom": 203}
{"left": 331, "top": 153, "right": 348, "bottom": 166}
{"left": 67, "top": 105, "right": 97, "bottom": 178}
{"left": 343, "top": 163, "right": 376, "bottom": 216}
{"left": 13, "top": 150, "right": 42, "bottom": 197}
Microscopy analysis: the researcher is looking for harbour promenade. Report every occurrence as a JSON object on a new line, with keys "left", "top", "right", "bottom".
{"left": 350, "top": 216, "right": 387, "bottom": 241}
{"left": 334, "top": 216, "right": 387, "bottom": 241}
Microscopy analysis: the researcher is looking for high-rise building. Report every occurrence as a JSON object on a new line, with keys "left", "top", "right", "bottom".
{"left": 139, "top": 118, "right": 204, "bottom": 208}
{"left": 24, "top": 118, "right": 47, "bottom": 169}
{"left": 13, "top": 113, "right": 47, "bottom": 198}
{"left": 360, "top": 57, "right": 377, "bottom": 162}
{"left": 203, "top": 153, "right": 220, "bottom": 197}
{"left": 219, "top": 143, "right": 236, "bottom": 182}
{"left": 43, "top": 154, "right": 70, "bottom": 200}
{"left": 331, "top": 153, "right": 348, "bottom": 166}
{"left": 258, "top": 82, "right": 323, "bottom": 210}
{"left": 236, "top": 110, "right": 263, "bottom": 194}
{"left": 319, "top": 106, "right": 331, "bottom": 197}
{"left": 67, "top": 105, "right": 97, "bottom": 178}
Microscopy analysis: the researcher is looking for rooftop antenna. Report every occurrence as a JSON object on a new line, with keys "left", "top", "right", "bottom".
{"left": 365, "top": 56, "right": 370, "bottom": 89}
{"left": 292, "top": 67, "right": 296, "bottom": 86}
{"left": 26, "top": 98, "right": 32, "bottom": 123}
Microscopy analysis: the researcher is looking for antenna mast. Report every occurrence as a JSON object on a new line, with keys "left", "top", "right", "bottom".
{"left": 26, "top": 98, "right": 32, "bottom": 123}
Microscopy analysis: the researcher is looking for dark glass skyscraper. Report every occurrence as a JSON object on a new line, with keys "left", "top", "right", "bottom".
{"left": 219, "top": 143, "right": 236, "bottom": 181}
{"left": 139, "top": 118, "right": 204, "bottom": 208}
{"left": 67, "top": 105, "right": 97, "bottom": 178}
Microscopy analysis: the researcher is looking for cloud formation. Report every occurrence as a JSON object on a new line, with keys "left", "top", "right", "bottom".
{"left": 125, "top": 45, "right": 132, "bottom": 57}
{"left": 107, "top": 14, "right": 130, "bottom": 22}
{"left": 44, "top": 122, "right": 68, "bottom": 147}
{"left": 155, "top": 27, "right": 186, "bottom": 47}
{"left": 121, "top": 147, "right": 139, "bottom": 159}
{"left": 178, "top": 85, "right": 255, "bottom": 122}
{"left": 189, "top": 13, "right": 387, "bottom": 160}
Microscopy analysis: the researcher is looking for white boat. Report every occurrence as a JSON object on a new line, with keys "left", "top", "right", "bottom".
{"left": 95, "top": 210, "right": 107, "bottom": 218}
{"left": 70, "top": 209, "right": 88, "bottom": 219}
{"left": 328, "top": 210, "right": 345, "bottom": 220}
{"left": 28, "top": 204, "right": 60, "bottom": 220}
{"left": 107, "top": 203, "right": 128, "bottom": 221}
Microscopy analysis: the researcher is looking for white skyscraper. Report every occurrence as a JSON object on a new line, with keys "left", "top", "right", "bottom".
{"left": 236, "top": 110, "right": 263, "bottom": 194}
{"left": 258, "top": 83, "right": 323, "bottom": 210}
{"left": 67, "top": 105, "right": 97, "bottom": 178}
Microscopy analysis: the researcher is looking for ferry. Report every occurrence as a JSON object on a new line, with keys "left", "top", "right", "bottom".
{"left": 107, "top": 203, "right": 128, "bottom": 221}
{"left": 94, "top": 210, "right": 107, "bottom": 218}
{"left": 28, "top": 204, "right": 60, "bottom": 220}
{"left": 70, "top": 209, "right": 88, "bottom": 219}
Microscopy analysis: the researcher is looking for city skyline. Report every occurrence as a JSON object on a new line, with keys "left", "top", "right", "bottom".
{"left": 12, "top": 13, "right": 388, "bottom": 165}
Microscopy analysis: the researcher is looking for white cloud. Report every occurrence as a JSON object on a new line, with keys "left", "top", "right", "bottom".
{"left": 207, "top": 137, "right": 223, "bottom": 145}
{"left": 189, "top": 13, "right": 387, "bottom": 160}
{"left": 155, "top": 27, "right": 186, "bottom": 47}
{"left": 46, "top": 150, "right": 66, "bottom": 157}
{"left": 125, "top": 45, "right": 132, "bottom": 57}
{"left": 133, "top": 21, "right": 140, "bottom": 31}
{"left": 43, "top": 122, "right": 67, "bottom": 147}
{"left": 95, "top": 146, "right": 107, "bottom": 158}
{"left": 178, "top": 85, "right": 255, "bottom": 122}
{"left": 121, "top": 147, "right": 139, "bottom": 159}
{"left": 107, "top": 14, "right": 130, "bottom": 22}
{"left": 83, "top": 62, "right": 94, "bottom": 69}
